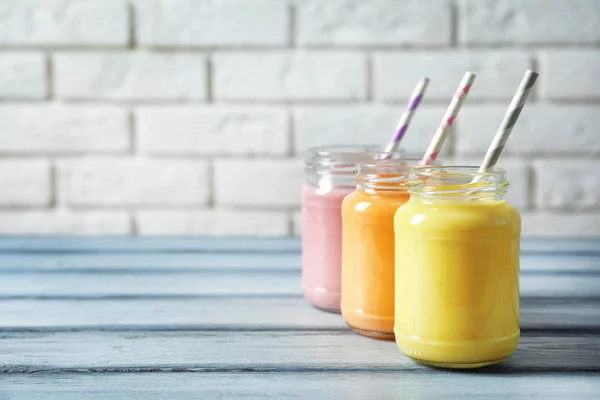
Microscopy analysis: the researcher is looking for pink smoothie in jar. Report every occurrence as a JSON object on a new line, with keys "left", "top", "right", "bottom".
{"left": 301, "top": 146, "right": 405, "bottom": 312}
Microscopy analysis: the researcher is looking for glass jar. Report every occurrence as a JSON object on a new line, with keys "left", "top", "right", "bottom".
{"left": 302, "top": 145, "right": 404, "bottom": 313}
{"left": 394, "top": 166, "right": 521, "bottom": 368}
{"left": 341, "top": 159, "right": 433, "bottom": 340}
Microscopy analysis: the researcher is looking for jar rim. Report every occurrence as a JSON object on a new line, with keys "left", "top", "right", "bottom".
{"left": 410, "top": 165, "right": 506, "bottom": 179}
{"left": 356, "top": 159, "right": 432, "bottom": 191}
{"left": 358, "top": 158, "right": 437, "bottom": 170}
{"left": 305, "top": 145, "right": 405, "bottom": 165}
{"left": 408, "top": 165, "right": 509, "bottom": 198}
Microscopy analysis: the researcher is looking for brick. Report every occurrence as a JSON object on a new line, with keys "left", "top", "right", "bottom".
{"left": 447, "top": 157, "right": 530, "bottom": 209}
{"left": 293, "top": 105, "right": 452, "bottom": 157}
{"left": 136, "top": 106, "right": 289, "bottom": 156}
{"left": 214, "top": 159, "right": 303, "bottom": 208}
{"left": 137, "top": 0, "right": 288, "bottom": 47}
{"left": 58, "top": 158, "right": 210, "bottom": 207}
{"left": 0, "top": 160, "right": 51, "bottom": 207}
{"left": 54, "top": 52, "right": 207, "bottom": 101}
{"left": 291, "top": 210, "right": 301, "bottom": 236}
{"left": 534, "top": 160, "right": 600, "bottom": 211}
{"left": 297, "top": 0, "right": 451, "bottom": 46}
{"left": 0, "top": 1, "right": 128, "bottom": 46}
{"left": 541, "top": 51, "right": 600, "bottom": 100}
{"left": 456, "top": 105, "right": 600, "bottom": 156}
{"left": 136, "top": 210, "right": 289, "bottom": 236}
{"left": 213, "top": 52, "right": 366, "bottom": 101}
{"left": 459, "top": 0, "right": 600, "bottom": 44}
{"left": 374, "top": 51, "right": 531, "bottom": 101}
{"left": 0, "top": 53, "right": 46, "bottom": 98}
{"left": 0, "top": 105, "right": 129, "bottom": 154}
{"left": 522, "top": 213, "right": 600, "bottom": 238}
{"left": 0, "top": 210, "right": 130, "bottom": 235}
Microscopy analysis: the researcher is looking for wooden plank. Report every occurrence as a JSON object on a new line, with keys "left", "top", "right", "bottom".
{"left": 0, "top": 253, "right": 596, "bottom": 274}
{"left": 0, "top": 331, "right": 598, "bottom": 372}
{"left": 0, "top": 373, "right": 598, "bottom": 400}
{"left": 0, "top": 269, "right": 595, "bottom": 298}
{"left": 520, "top": 238, "right": 600, "bottom": 255}
{"left": 0, "top": 297, "right": 346, "bottom": 330}
{"left": 522, "top": 298, "right": 600, "bottom": 330}
{"left": 0, "top": 271, "right": 299, "bottom": 297}
{"left": 518, "top": 254, "right": 600, "bottom": 273}
{"left": 0, "top": 253, "right": 300, "bottom": 271}
{"left": 518, "top": 274, "right": 600, "bottom": 297}
{"left": 0, "top": 297, "right": 596, "bottom": 331}
{"left": 0, "top": 237, "right": 597, "bottom": 255}
{"left": 0, "top": 237, "right": 301, "bottom": 254}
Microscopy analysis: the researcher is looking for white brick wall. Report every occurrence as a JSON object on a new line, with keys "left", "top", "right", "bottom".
{"left": 0, "top": 53, "right": 47, "bottom": 98}
{"left": 522, "top": 213, "right": 600, "bottom": 238}
{"left": 136, "top": 0, "right": 289, "bottom": 47}
{"left": 136, "top": 106, "right": 289, "bottom": 156}
{"left": 0, "top": 160, "right": 52, "bottom": 207}
{"left": 214, "top": 159, "right": 304, "bottom": 208}
{"left": 136, "top": 210, "right": 289, "bottom": 236}
{"left": 0, "top": 0, "right": 598, "bottom": 237}
{"left": 459, "top": 0, "right": 600, "bottom": 44}
{"left": 57, "top": 158, "right": 211, "bottom": 207}
{"left": 297, "top": 0, "right": 451, "bottom": 46}
{"left": 540, "top": 51, "right": 600, "bottom": 100}
{"left": 0, "top": 105, "right": 130, "bottom": 153}
{"left": 54, "top": 52, "right": 207, "bottom": 101}
{"left": 0, "top": 1, "right": 129, "bottom": 47}
{"left": 0, "top": 210, "right": 130, "bottom": 235}
{"left": 534, "top": 160, "right": 600, "bottom": 211}
{"left": 213, "top": 52, "right": 367, "bottom": 101}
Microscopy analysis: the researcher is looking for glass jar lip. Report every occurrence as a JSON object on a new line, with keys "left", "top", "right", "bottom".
{"left": 357, "top": 158, "right": 438, "bottom": 170}
{"left": 407, "top": 165, "right": 509, "bottom": 198}
{"left": 356, "top": 159, "right": 434, "bottom": 192}
{"left": 305, "top": 145, "right": 405, "bottom": 164}
{"left": 410, "top": 165, "right": 506, "bottom": 178}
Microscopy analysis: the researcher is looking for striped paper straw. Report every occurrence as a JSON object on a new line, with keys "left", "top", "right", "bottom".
{"left": 478, "top": 70, "right": 539, "bottom": 173}
{"left": 420, "top": 71, "right": 476, "bottom": 165}
{"left": 384, "top": 78, "right": 430, "bottom": 154}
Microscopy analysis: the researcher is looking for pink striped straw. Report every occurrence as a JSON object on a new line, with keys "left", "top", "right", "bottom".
{"left": 384, "top": 77, "right": 430, "bottom": 154}
{"left": 420, "top": 71, "right": 476, "bottom": 165}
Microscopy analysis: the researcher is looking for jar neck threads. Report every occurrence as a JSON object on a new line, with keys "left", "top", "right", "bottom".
{"left": 407, "top": 166, "right": 509, "bottom": 202}
{"left": 355, "top": 163, "right": 412, "bottom": 193}
{"left": 305, "top": 146, "right": 405, "bottom": 190}
{"left": 356, "top": 158, "right": 439, "bottom": 193}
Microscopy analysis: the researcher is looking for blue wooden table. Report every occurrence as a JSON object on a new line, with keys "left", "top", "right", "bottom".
{"left": 0, "top": 237, "right": 599, "bottom": 399}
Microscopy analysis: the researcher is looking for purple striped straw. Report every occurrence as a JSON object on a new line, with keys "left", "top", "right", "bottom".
{"left": 383, "top": 78, "right": 430, "bottom": 154}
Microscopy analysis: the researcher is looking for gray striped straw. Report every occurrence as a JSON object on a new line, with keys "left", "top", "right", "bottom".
{"left": 478, "top": 70, "right": 539, "bottom": 173}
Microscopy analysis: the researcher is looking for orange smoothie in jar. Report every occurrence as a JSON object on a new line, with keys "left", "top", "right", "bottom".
{"left": 302, "top": 146, "right": 405, "bottom": 313}
{"left": 341, "top": 159, "right": 420, "bottom": 340}
{"left": 394, "top": 166, "right": 521, "bottom": 368}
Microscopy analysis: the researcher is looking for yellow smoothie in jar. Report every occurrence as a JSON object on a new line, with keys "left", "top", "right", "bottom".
{"left": 394, "top": 166, "right": 521, "bottom": 368}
